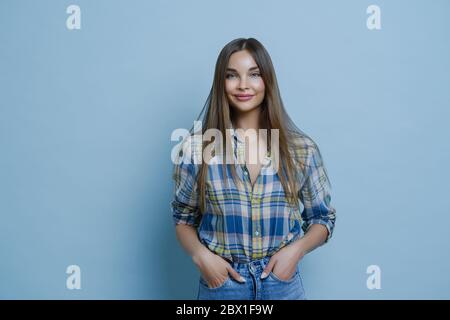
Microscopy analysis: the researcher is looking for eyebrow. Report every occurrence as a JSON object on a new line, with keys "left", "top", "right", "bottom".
{"left": 226, "top": 66, "right": 260, "bottom": 72}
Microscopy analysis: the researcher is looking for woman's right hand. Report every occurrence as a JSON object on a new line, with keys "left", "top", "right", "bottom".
{"left": 192, "top": 249, "right": 245, "bottom": 288}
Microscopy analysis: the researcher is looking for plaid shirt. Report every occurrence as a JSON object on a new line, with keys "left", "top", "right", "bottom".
{"left": 171, "top": 128, "right": 336, "bottom": 263}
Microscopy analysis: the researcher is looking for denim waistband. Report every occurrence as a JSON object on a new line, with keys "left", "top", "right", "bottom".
{"left": 229, "top": 256, "right": 271, "bottom": 273}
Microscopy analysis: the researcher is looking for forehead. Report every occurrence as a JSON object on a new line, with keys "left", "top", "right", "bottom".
{"left": 227, "top": 50, "right": 259, "bottom": 70}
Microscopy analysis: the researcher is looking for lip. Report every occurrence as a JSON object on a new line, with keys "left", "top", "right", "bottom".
{"left": 234, "top": 94, "right": 254, "bottom": 102}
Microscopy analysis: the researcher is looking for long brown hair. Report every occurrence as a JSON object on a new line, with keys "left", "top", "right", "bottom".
{"left": 187, "top": 38, "right": 329, "bottom": 214}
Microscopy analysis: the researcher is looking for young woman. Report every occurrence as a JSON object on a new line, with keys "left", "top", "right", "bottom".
{"left": 171, "top": 38, "right": 336, "bottom": 300}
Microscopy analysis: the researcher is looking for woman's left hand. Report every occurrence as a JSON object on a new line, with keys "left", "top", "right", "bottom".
{"left": 261, "top": 241, "right": 305, "bottom": 281}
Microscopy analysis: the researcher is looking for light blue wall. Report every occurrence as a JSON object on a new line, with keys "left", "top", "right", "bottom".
{"left": 1, "top": 0, "right": 449, "bottom": 299}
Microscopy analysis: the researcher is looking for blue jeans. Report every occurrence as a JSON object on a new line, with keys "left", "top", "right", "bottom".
{"left": 197, "top": 256, "right": 306, "bottom": 300}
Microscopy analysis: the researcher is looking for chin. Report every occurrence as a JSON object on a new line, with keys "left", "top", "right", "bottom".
{"left": 231, "top": 104, "right": 261, "bottom": 113}
{"left": 230, "top": 99, "right": 263, "bottom": 113}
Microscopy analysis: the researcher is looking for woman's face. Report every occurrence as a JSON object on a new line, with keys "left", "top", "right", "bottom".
{"left": 225, "top": 50, "right": 265, "bottom": 114}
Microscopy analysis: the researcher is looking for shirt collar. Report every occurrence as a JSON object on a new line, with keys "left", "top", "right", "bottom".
{"left": 229, "top": 124, "right": 244, "bottom": 144}
{"left": 228, "top": 124, "right": 272, "bottom": 164}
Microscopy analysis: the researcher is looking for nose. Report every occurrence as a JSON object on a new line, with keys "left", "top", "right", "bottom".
{"left": 238, "top": 76, "right": 249, "bottom": 90}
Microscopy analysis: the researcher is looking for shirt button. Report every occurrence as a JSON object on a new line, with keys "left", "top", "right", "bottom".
{"left": 255, "top": 230, "right": 259, "bottom": 236}
{"left": 243, "top": 171, "right": 248, "bottom": 175}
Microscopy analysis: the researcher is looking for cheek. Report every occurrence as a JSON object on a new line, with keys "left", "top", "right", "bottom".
{"left": 254, "top": 79, "right": 265, "bottom": 95}
{"left": 225, "top": 81, "right": 235, "bottom": 95}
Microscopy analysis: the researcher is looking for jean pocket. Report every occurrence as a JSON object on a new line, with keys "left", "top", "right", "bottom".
{"left": 268, "top": 269, "right": 299, "bottom": 284}
{"left": 200, "top": 275, "right": 231, "bottom": 290}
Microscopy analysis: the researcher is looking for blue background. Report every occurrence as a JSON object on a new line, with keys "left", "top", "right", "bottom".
{"left": 1, "top": 0, "right": 449, "bottom": 299}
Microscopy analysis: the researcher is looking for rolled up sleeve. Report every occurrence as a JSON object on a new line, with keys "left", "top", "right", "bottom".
{"left": 170, "top": 140, "right": 202, "bottom": 228}
{"left": 299, "top": 145, "right": 336, "bottom": 243}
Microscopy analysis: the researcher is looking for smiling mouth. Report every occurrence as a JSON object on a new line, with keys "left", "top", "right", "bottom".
{"left": 234, "top": 94, "right": 254, "bottom": 101}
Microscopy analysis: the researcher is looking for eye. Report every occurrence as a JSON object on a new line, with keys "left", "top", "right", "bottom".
{"left": 226, "top": 73, "right": 237, "bottom": 79}
{"left": 250, "top": 72, "right": 261, "bottom": 78}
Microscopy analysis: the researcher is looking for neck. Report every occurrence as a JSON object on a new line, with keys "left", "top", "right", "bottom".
{"left": 232, "top": 106, "right": 262, "bottom": 132}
